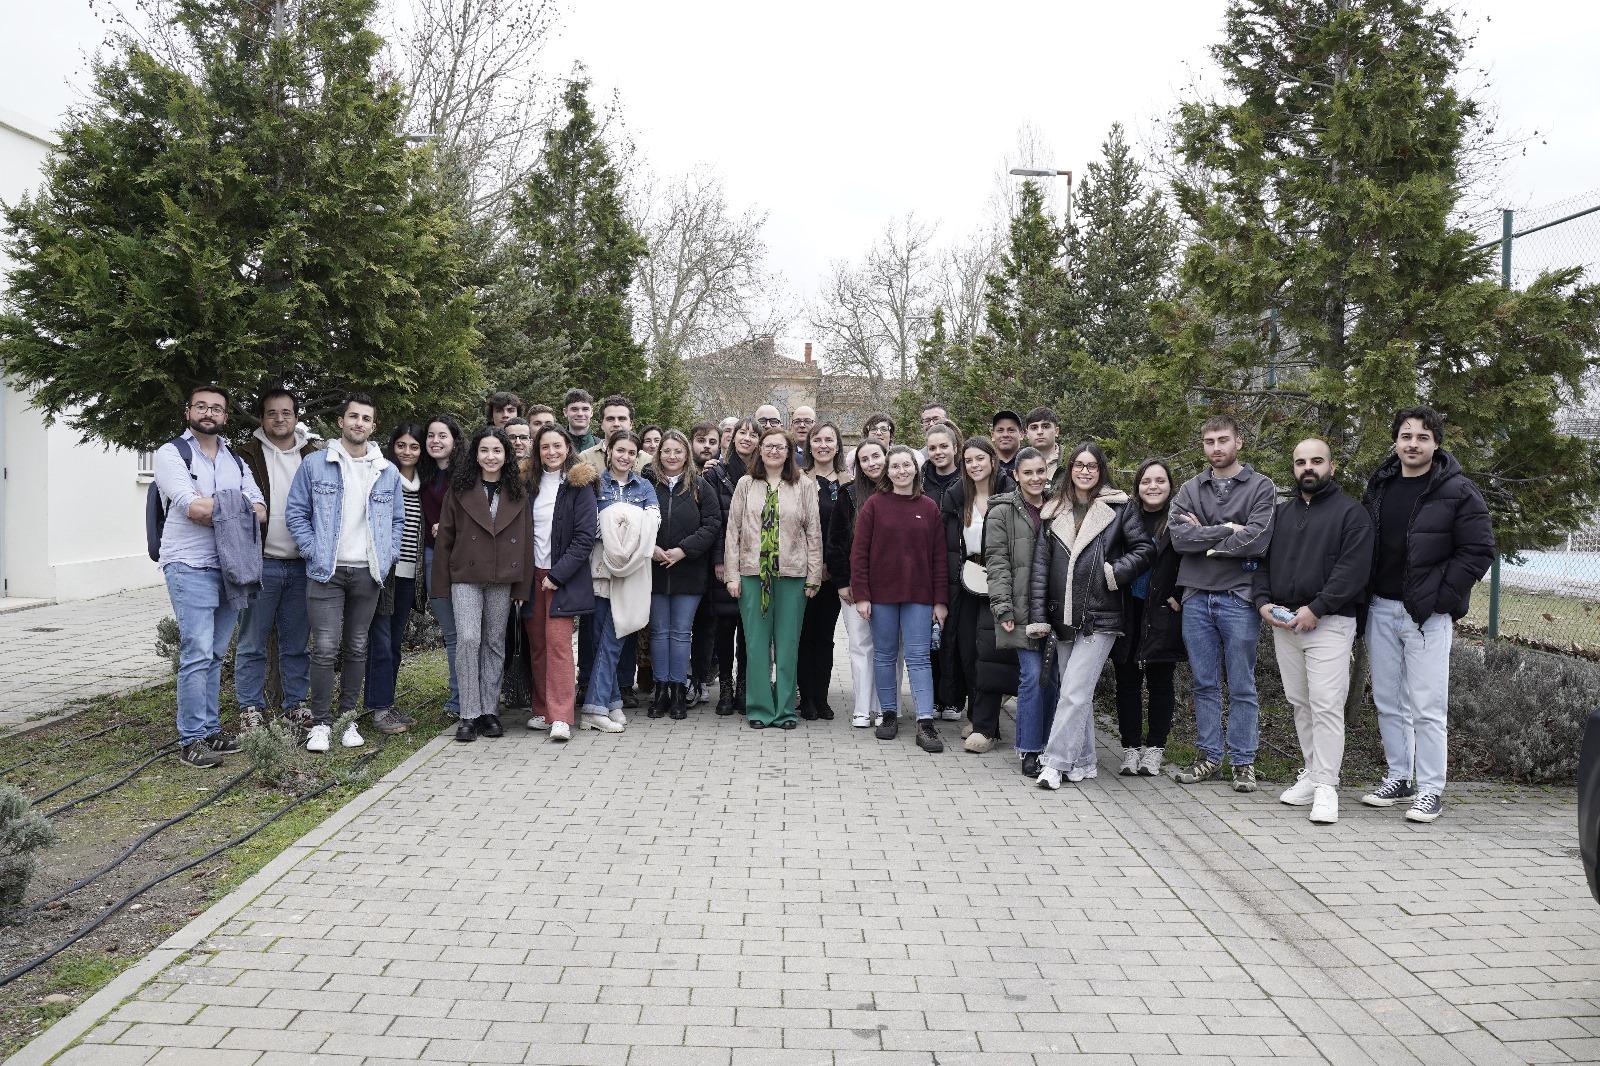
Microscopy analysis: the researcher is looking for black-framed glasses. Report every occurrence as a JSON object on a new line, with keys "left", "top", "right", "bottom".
{"left": 756, "top": 417, "right": 782, "bottom": 427}
{"left": 187, "top": 402, "right": 226, "bottom": 415}
{"left": 1071, "top": 462, "right": 1099, "bottom": 473}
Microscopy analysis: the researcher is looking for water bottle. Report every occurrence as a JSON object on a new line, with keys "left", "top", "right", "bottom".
{"left": 931, "top": 621, "right": 942, "bottom": 650}
{"left": 1241, "top": 559, "right": 1260, "bottom": 572}
{"left": 1270, "top": 606, "right": 1295, "bottom": 625}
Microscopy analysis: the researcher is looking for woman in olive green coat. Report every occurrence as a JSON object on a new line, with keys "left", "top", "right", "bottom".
{"left": 984, "top": 447, "right": 1056, "bottom": 777}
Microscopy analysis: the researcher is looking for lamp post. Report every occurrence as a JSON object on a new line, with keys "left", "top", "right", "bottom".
{"left": 1008, "top": 167, "right": 1073, "bottom": 237}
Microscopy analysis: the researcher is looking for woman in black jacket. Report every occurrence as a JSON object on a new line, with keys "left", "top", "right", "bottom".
{"left": 798, "top": 422, "right": 846, "bottom": 720}
{"left": 826, "top": 438, "right": 890, "bottom": 728}
{"left": 1025, "top": 441, "right": 1154, "bottom": 790}
{"left": 940, "top": 436, "right": 1018, "bottom": 752}
{"left": 704, "top": 418, "right": 760, "bottom": 714}
{"left": 648, "top": 430, "right": 723, "bottom": 720}
{"left": 1111, "top": 458, "right": 1186, "bottom": 777}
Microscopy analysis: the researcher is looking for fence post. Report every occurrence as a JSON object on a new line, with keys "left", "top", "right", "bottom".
{"left": 1488, "top": 209, "right": 1513, "bottom": 640}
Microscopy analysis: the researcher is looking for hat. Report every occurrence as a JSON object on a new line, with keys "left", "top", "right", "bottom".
{"left": 991, "top": 409, "right": 1023, "bottom": 428}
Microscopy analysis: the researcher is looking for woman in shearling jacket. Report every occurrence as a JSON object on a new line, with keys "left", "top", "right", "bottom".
{"left": 432, "top": 425, "right": 535, "bottom": 743}
{"left": 723, "top": 427, "right": 824, "bottom": 729}
{"left": 1025, "top": 441, "right": 1153, "bottom": 789}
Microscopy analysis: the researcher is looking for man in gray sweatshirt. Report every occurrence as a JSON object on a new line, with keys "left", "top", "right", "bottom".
{"left": 1168, "top": 414, "right": 1277, "bottom": 793}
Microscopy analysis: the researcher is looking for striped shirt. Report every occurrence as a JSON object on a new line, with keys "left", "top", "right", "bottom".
{"left": 395, "top": 481, "right": 423, "bottom": 579}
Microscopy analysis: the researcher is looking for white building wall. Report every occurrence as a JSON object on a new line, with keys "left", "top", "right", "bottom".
{"left": 1, "top": 106, "right": 159, "bottom": 601}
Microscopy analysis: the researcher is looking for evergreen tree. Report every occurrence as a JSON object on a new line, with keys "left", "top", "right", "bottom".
{"left": 982, "top": 180, "right": 1071, "bottom": 401}
{"left": 500, "top": 76, "right": 650, "bottom": 415}
{"left": 1120, "top": 0, "right": 1600, "bottom": 552}
{"left": 0, "top": 0, "right": 478, "bottom": 449}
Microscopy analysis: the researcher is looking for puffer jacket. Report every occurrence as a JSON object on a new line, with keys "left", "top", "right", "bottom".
{"left": 1029, "top": 486, "right": 1155, "bottom": 638}
{"left": 1362, "top": 449, "right": 1495, "bottom": 625}
{"left": 983, "top": 490, "right": 1044, "bottom": 652}
{"left": 1111, "top": 517, "right": 1187, "bottom": 665}
{"left": 652, "top": 473, "right": 722, "bottom": 596}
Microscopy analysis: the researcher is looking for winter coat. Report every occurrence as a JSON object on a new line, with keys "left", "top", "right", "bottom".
{"left": 1111, "top": 516, "right": 1187, "bottom": 665}
{"left": 1362, "top": 449, "right": 1495, "bottom": 625}
{"left": 651, "top": 474, "right": 723, "bottom": 597}
{"left": 942, "top": 480, "right": 1018, "bottom": 693}
{"left": 723, "top": 475, "right": 824, "bottom": 584}
{"left": 703, "top": 455, "right": 748, "bottom": 616}
{"left": 430, "top": 481, "right": 535, "bottom": 602}
{"left": 983, "top": 490, "right": 1044, "bottom": 652}
{"left": 1029, "top": 487, "right": 1155, "bottom": 639}
{"left": 539, "top": 462, "right": 599, "bottom": 617}
{"left": 825, "top": 480, "right": 868, "bottom": 592}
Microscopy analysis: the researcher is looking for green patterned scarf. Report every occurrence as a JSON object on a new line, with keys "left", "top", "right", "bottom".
{"left": 759, "top": 482, "right": 780, "bottom": 613}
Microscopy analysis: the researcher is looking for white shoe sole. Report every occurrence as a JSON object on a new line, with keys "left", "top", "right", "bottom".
{"left": 1310, "top": 809, "right": 1339, "bottom": 824}
{"left": 579, "top": 717, "right": 623, "bottom": 733}
{"left": 853, "top": 717, "right": 870, "bottom": 728}
{"left": 1279, "top": 791, "right": 1317, "bottom": 806}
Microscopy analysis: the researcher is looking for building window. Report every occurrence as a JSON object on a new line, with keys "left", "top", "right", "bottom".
{"left": 137, "top": 450, "right": 156, "bottom": 483}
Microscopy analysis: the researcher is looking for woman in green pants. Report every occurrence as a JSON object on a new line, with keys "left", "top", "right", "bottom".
{"left": 722, "top": 426, "right": 824, "bottom": 728}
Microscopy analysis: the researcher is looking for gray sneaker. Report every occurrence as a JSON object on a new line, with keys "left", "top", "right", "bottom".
{"left": 1230, "top": 763, "right": 1258, "bottom": 793}
{"left": 1174, "top": 757, "right": 1220, "bottom": 785}
{"left": 371, "top": 708, "right": 409, "bottom": 736}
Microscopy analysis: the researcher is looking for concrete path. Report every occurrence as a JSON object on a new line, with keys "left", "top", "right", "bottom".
{"left": 0, "top": 586, "right": 172, "bottom": 732}
{"left": 13, "top": 648, "right": 1600, "bottom": 1065}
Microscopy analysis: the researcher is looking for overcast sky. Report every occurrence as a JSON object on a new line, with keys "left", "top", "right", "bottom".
{"left": 3, "top": 0, "right": 1598, "bottom": 332}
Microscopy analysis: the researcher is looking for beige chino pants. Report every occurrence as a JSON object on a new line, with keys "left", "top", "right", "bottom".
{"left": 1271, "top": 613, "right": 1357, "bottom": 787}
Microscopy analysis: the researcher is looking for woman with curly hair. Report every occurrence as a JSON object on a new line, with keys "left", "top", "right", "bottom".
{"left": 431, "top": 425, "right": 534, "bottom": 742}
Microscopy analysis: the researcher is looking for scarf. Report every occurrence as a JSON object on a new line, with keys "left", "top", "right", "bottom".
{"left": 759, "top": 482, "right": 780, "bottom": 613}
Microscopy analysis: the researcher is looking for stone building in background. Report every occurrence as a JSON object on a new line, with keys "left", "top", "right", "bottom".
{"left": 685, "top": 335, "right": 896, "bottom": 443}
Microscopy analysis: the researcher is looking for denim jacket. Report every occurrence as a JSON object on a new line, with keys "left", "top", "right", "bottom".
{"left": 284, "top": 446, "right": 405, "bottom": 583}
{"left": 597, "top": 469, "right": 658, "bottom": 514}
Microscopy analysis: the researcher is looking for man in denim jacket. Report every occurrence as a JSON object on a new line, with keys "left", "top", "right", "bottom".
{"left": 285, "top": 393, "right": 405, "bottom": 753}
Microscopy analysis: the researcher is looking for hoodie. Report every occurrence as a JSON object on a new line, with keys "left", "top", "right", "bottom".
{"left": 328, "top": 441, "right": 383, "bottom": 580}
{"left": 250, "top": 425, "right": 313, "bottom": 559}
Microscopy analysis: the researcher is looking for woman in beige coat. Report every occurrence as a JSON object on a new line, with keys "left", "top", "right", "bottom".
{"left": 723, "top": 427, "right": 824, "bottom": 728}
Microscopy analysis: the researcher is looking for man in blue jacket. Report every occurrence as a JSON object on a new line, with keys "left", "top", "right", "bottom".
{"left": 285, "top": 393, "right": 405, "bottom": 752}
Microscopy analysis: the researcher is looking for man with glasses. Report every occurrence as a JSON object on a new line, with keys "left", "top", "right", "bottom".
{"left": 791, "top": 405, "right": 817, "bottom": 466}
{"left": 754, "top": 404, "right": 784, "bottom": 431}
{"left": 504, "top": 417, "right": 533, "bottom": 462}
{"left": 155, "top": 385, "right": 266, "bottom": 768}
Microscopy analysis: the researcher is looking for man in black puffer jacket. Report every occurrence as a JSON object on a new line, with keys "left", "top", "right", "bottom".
{"left": 1359, "top": 407, "right": 1494, "bottom": 825}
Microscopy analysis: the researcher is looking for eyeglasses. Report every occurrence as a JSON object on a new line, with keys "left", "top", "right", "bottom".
{"left": 756, "top": 417, "right": 782, "bottom": 427}
{"left": 506, "top": 434, "right": 530, "bottom": 441}
{"left": 759, "top": 443, "right": 788, "bottom": 452}
{"left": 1071, "top": 462, "right": 1099, "bottom": 473}
{"left": 188, "top": 403, "right": 226, "bottom": 415}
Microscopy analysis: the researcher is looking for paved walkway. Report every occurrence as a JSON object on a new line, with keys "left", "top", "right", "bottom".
{"left": 0, "top": 586, "right": 171, "bottom": 732}
{"left": 13, "top": 647, "right": 1600, "bottom": 1065}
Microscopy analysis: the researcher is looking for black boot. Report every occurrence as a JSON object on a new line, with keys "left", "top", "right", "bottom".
{"left": 716, "top": 675, "right": 736, "bottom": 715}
{"left": 734, "top": 678, "right": 746, "bottom": 712}
{"left": 1021, "top": 752, "right": 1041, "bottom": 777}
{"left": 647, "top": 682, "right": 668, "bottom": 719}
{"left": 670, "top": 683, "right": 689, "bottom": 720}
{"left": 798, "top": 696, "right": 817, "bottom": 721}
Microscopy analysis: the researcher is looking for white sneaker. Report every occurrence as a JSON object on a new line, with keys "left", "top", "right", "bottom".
{"left": 939, "top": 706, "right": 962, "bottom": 721}
{"left": 1120, "top": 747, "right": 1141, "bottom": 776}
{"left": 1035, "top": 767, "right": 1062, "bottom": 790}
{"left": 305, "top": 725, "right": 331, "bottom": 753}
{"left": 580, "top": 713, "right": 624, "bottom": 733}
{"left": 549, "top": 721, "right": 571, "bottom": 741}
{"left": 1310, "top": 785, "right": 1339, "bottom": 824}
{"left": 963, "top": 733, "right": 993, "bottom": 753}
{"left": 1138, "top": 747, "right": 1164, "bottom": 776}
{"left": 1066, "top": 765, "right": 1094, "bottom": 783}
{"left": 873, "top": 713, "right": 883, "bottom": 727}
{"left": 526, "top": 715, "right": 549, "bottom": 731}
{"left": 341, "top": 723, "right": 364, "bottom": 748}
{"left": 853, "top": 713, "right": 870, "bottom": 728}
{"left": 1279, "top": 769, "right": 1317, "bottom": 806}
{"left": 608, "top": 707, "right": 627, "bottom": 726}
{"left": 960, "top": 721, "right": 973, "bottom": 739}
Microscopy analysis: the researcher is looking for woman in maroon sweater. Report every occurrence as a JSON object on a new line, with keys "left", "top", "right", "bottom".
{"left": 850, "top": 445, "right": 949, "bottom": 753}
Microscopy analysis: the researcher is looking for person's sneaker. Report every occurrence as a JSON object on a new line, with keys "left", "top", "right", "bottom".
{"left": 960, "top": 721, "right": 973, "bottom": 739}
{"left": 1362, "top": 777, "right": 1415, "bottom": 808}
{"left": 341, "top": 723, "right": 365, "bottom": 748}
{"left": 916, "top": 721, "right": 944, "bottom": 753}
{"left": 964, "top": 733, "right": 993, "bottom": 753}
{"left": 179, "top": 742, "right": 223, "bottom": 768}
{"left": 549, "top": 721, "right": 571, "bottom": 741}
{"left": 875, "top": 714, "right": 899, "bottom": 741}
{"left": 204, "top": 732, "right": 241, "bottom": 754}
{"left": 608, "top": 706, "right": 627, "bottom": 727}
{"left": 287, "top": 703, "right": 314, "bottom": 731}
{"left": 239, "top": 705, "right": 265, "bottom": 732}
{"left": 1021, "top": 752, "right": 1041, "bottom": 778}
{"left": 1174, "top": 757, "right": 1220, "bottom": 785}
{"left": 392, "top": 709, "right": 418, "bottom": 728}
{"left": 1120, "top": 747, "right": 1141, "bottom": 776}
{"left": 581, "top": 713, "right": 624, "bottom": 733}
{"left": 853, "top": 712, "right": 870, "bottom": 728}
{"left": 1036, "top": 766, "right": 1062, "bottom": 790}
{"left": 526, "top": 715, "right": 549, "bottom": 731}
{"left": 1066, "top": 765, "right": 1093, "bottom": 783}
{"left": 939, "top": 706, "right": 962, "bottom": 721}
{"left": 1406, "top": 791, "right": 1443, "bottom": 823}
{"left": 1310, "top": 785, "right": 1339, "bottom": 824}
{"left": 305, "top": 724, "right": 331, "bottom": 753}
{"left": 371, "top": 709, "right": 408, "bottom": 736}
{"left": 1231, "top": 763, "right": 1258, "bottom": 793}
{"left": 1138, "top": 747, "right": 1164, "bottom": 776}
{"left": 1279, "top": 769, "right": 1317, "bottom": 806}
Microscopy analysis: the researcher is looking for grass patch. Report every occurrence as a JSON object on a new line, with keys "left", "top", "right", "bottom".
{"left": 1459, "top": 585, "right": 1600, "bottom": 657}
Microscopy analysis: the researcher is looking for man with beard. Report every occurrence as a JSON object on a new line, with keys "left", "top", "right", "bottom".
{"left": 285, "top": 394, "right": 405, "bottom": 753}
{"left": 1252, "top": 439, "right": 1373, "bottom": 825}
{"left": 154, "top": 384, "right": 266, "bottom": 768}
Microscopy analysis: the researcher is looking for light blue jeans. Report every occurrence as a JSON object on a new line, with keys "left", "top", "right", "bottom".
{"left": 233, "top": 557, "right": 310, "bottom": 709}
{"left": 650, "top": 594, "right": 701, "bottom": 684}
{"left": 164, "top": 563, "right": 241, "bottom": 747}
{"left": 869, "top": 602, "right": 935, "bottom": 721}
{"left": 1182, "top": 590, "right": 1261, "bottom": 765}
{"left": 1367, "top": 596, "right": 1452, "bottom": 794}
{"left": 584, "top": 597, "right": 625, "bottom": 713}
{"left": 1039, "top": 631, "right": 1117, "bottom": 775}
{"left": 425, "top": 546, "right": 460, "bottom": 715}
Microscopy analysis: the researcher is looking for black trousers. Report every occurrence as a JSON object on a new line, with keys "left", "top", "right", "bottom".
{"left": 714, "top": 613, "right": 747, "bottom": 688}
{"left": 797, "top": 579, "right": 841, "bottom": 710}
{"left": 1113, "top": 597, "right": 1175, "bottom": 747}
{"left": 690, "top": 597, "right": 717, "bottom": 683}
{"left": 951, "top": 589, "right": 1003, "bottom": 740}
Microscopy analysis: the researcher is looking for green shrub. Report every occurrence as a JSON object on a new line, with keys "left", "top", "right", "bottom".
{"left": 0, "top": 783, "right": 59, "bottom": 917}
{"left": 1450, "top": 640, "right": 1600, "bottom": 784}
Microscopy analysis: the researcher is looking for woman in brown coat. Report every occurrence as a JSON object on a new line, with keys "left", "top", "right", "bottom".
{"left": 432, "top": 425, "right": 534, "bottom": 742}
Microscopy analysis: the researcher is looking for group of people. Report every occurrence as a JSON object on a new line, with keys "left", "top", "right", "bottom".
{"left": 154, "top": 383, "right": 1493, "bottom": 826}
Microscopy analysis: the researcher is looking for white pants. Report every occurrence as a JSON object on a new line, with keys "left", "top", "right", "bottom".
{"left": 1039, "top": 631, "right": 1116, "bottom": 775}
{"left": 1367, "top": 596, "right": 1452, "bottom": 794}
{"left": 842, "top": 605, "right": 903, "bottom": 720}
{"left": 1272, "top": 614, "right": 1356, "bottom": 787}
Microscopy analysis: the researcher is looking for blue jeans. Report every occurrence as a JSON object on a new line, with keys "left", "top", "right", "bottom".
{"left": 1182, "top": 590, "right": 1262, "bottom": 765}
{"left": 164, "top": 563, "right": 241, "bottom": 747}
{"left": 869, "top": 602, "right": 935, "bottom": 721}
{"left": 650, "top": 594, "right": 701, "bottom": 684}
{"left": 234, "top": 557, "right": 311, "bottom": 709}
{"left": 1015, "top": 646, "right": 1060, "bottom": 754}
{"left": 425, "top": 547, "right": 460, "bottom": 715}
{"left": 365, "top": 576, "right": 415, "bottom": 709}
{"left": 583, "top": 597, "right": 625, "bottom": 713}
{"left": 1367, "top": 596, "right": 1453, "bottom": 794}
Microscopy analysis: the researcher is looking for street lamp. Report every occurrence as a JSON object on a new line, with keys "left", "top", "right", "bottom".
{"left": 1008, "top": 167, "right": 1073, "bottom": 236}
